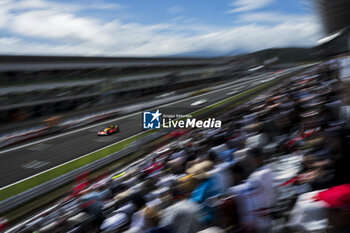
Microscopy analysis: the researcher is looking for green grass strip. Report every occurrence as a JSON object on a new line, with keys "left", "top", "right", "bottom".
{"left": 0, "top": 130, "right": 156, "bottom": 201}
{"left": 0, "top": 70, "right": 300, "bottom": 202}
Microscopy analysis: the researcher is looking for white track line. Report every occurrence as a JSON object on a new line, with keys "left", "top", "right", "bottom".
{"left": 0, "top": 77, "right": 263, "bottom": 155}
{"left": 0, "top": 130, "right": 146, "bottom": 190}
{"left": 0, "top": 80, "right": 251, "bottom": 189}
{"left": 0, "top": 72, "right": 284, "bottom": 190}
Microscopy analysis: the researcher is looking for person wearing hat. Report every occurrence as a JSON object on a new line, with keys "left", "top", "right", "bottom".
{"left": 186, "top": 160, "right": 222, "bottom": 225}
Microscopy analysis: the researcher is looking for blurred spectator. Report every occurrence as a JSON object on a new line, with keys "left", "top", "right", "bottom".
{"left": 124, "top": 193, "right": 149, "bottom": 233}
{"left": 229, "top": 148, "right": 277, "bottom": 233}
{"left": 160, "top": 178, "right": 202, "bottom": 233}
{"left": 315, "top": 184, "right": 350, "bottom": 233}
{"left": 144, "top": 207, "right": 170, "bottom": 233}
{"left": 9, "top": 62, "right": 350, "bottom": 233}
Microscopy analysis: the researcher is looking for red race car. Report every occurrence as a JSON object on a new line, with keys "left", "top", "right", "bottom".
{"left": 97, "top": 125, "right": 119, "bottom": 136}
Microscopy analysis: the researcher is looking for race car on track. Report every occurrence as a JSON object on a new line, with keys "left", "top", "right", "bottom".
{"left": 97, "top": 125, "right": 119, "bottom": 136}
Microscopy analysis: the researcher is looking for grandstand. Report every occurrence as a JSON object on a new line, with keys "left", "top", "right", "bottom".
{"left": 0, "top": 56, "right": 254, "bottom": 124}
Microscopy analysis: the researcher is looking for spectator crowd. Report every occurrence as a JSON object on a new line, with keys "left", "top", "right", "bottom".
{"left": 5, "top": 62, "right": 350, "bottom": 233}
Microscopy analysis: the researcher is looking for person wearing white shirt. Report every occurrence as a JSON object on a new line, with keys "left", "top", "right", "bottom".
{"left": 229, "top": 148, "right": 277, "bottom": 233}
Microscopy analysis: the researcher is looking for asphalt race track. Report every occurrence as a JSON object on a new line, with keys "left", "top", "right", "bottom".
{"left": 0, "top": 73, "right": 281, "bottom": 188}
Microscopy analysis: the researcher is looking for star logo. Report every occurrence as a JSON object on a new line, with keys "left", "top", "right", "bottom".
{"left": 143, "top": 109, "right": 162, "bottom": 129}
{"left": 150, "top": 109, "right": 162, "bottom": 122}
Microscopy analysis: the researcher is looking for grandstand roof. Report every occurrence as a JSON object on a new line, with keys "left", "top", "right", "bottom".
{"left": 0, "top": 55, "right": 226, "bottom": 72}
{"left": 315, "top": 0, "right": 350, "bottom": 35}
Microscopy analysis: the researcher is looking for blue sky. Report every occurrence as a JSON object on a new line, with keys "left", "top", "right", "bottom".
{"left": 0, "top": 0, "right": 322, "bottom": 56}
